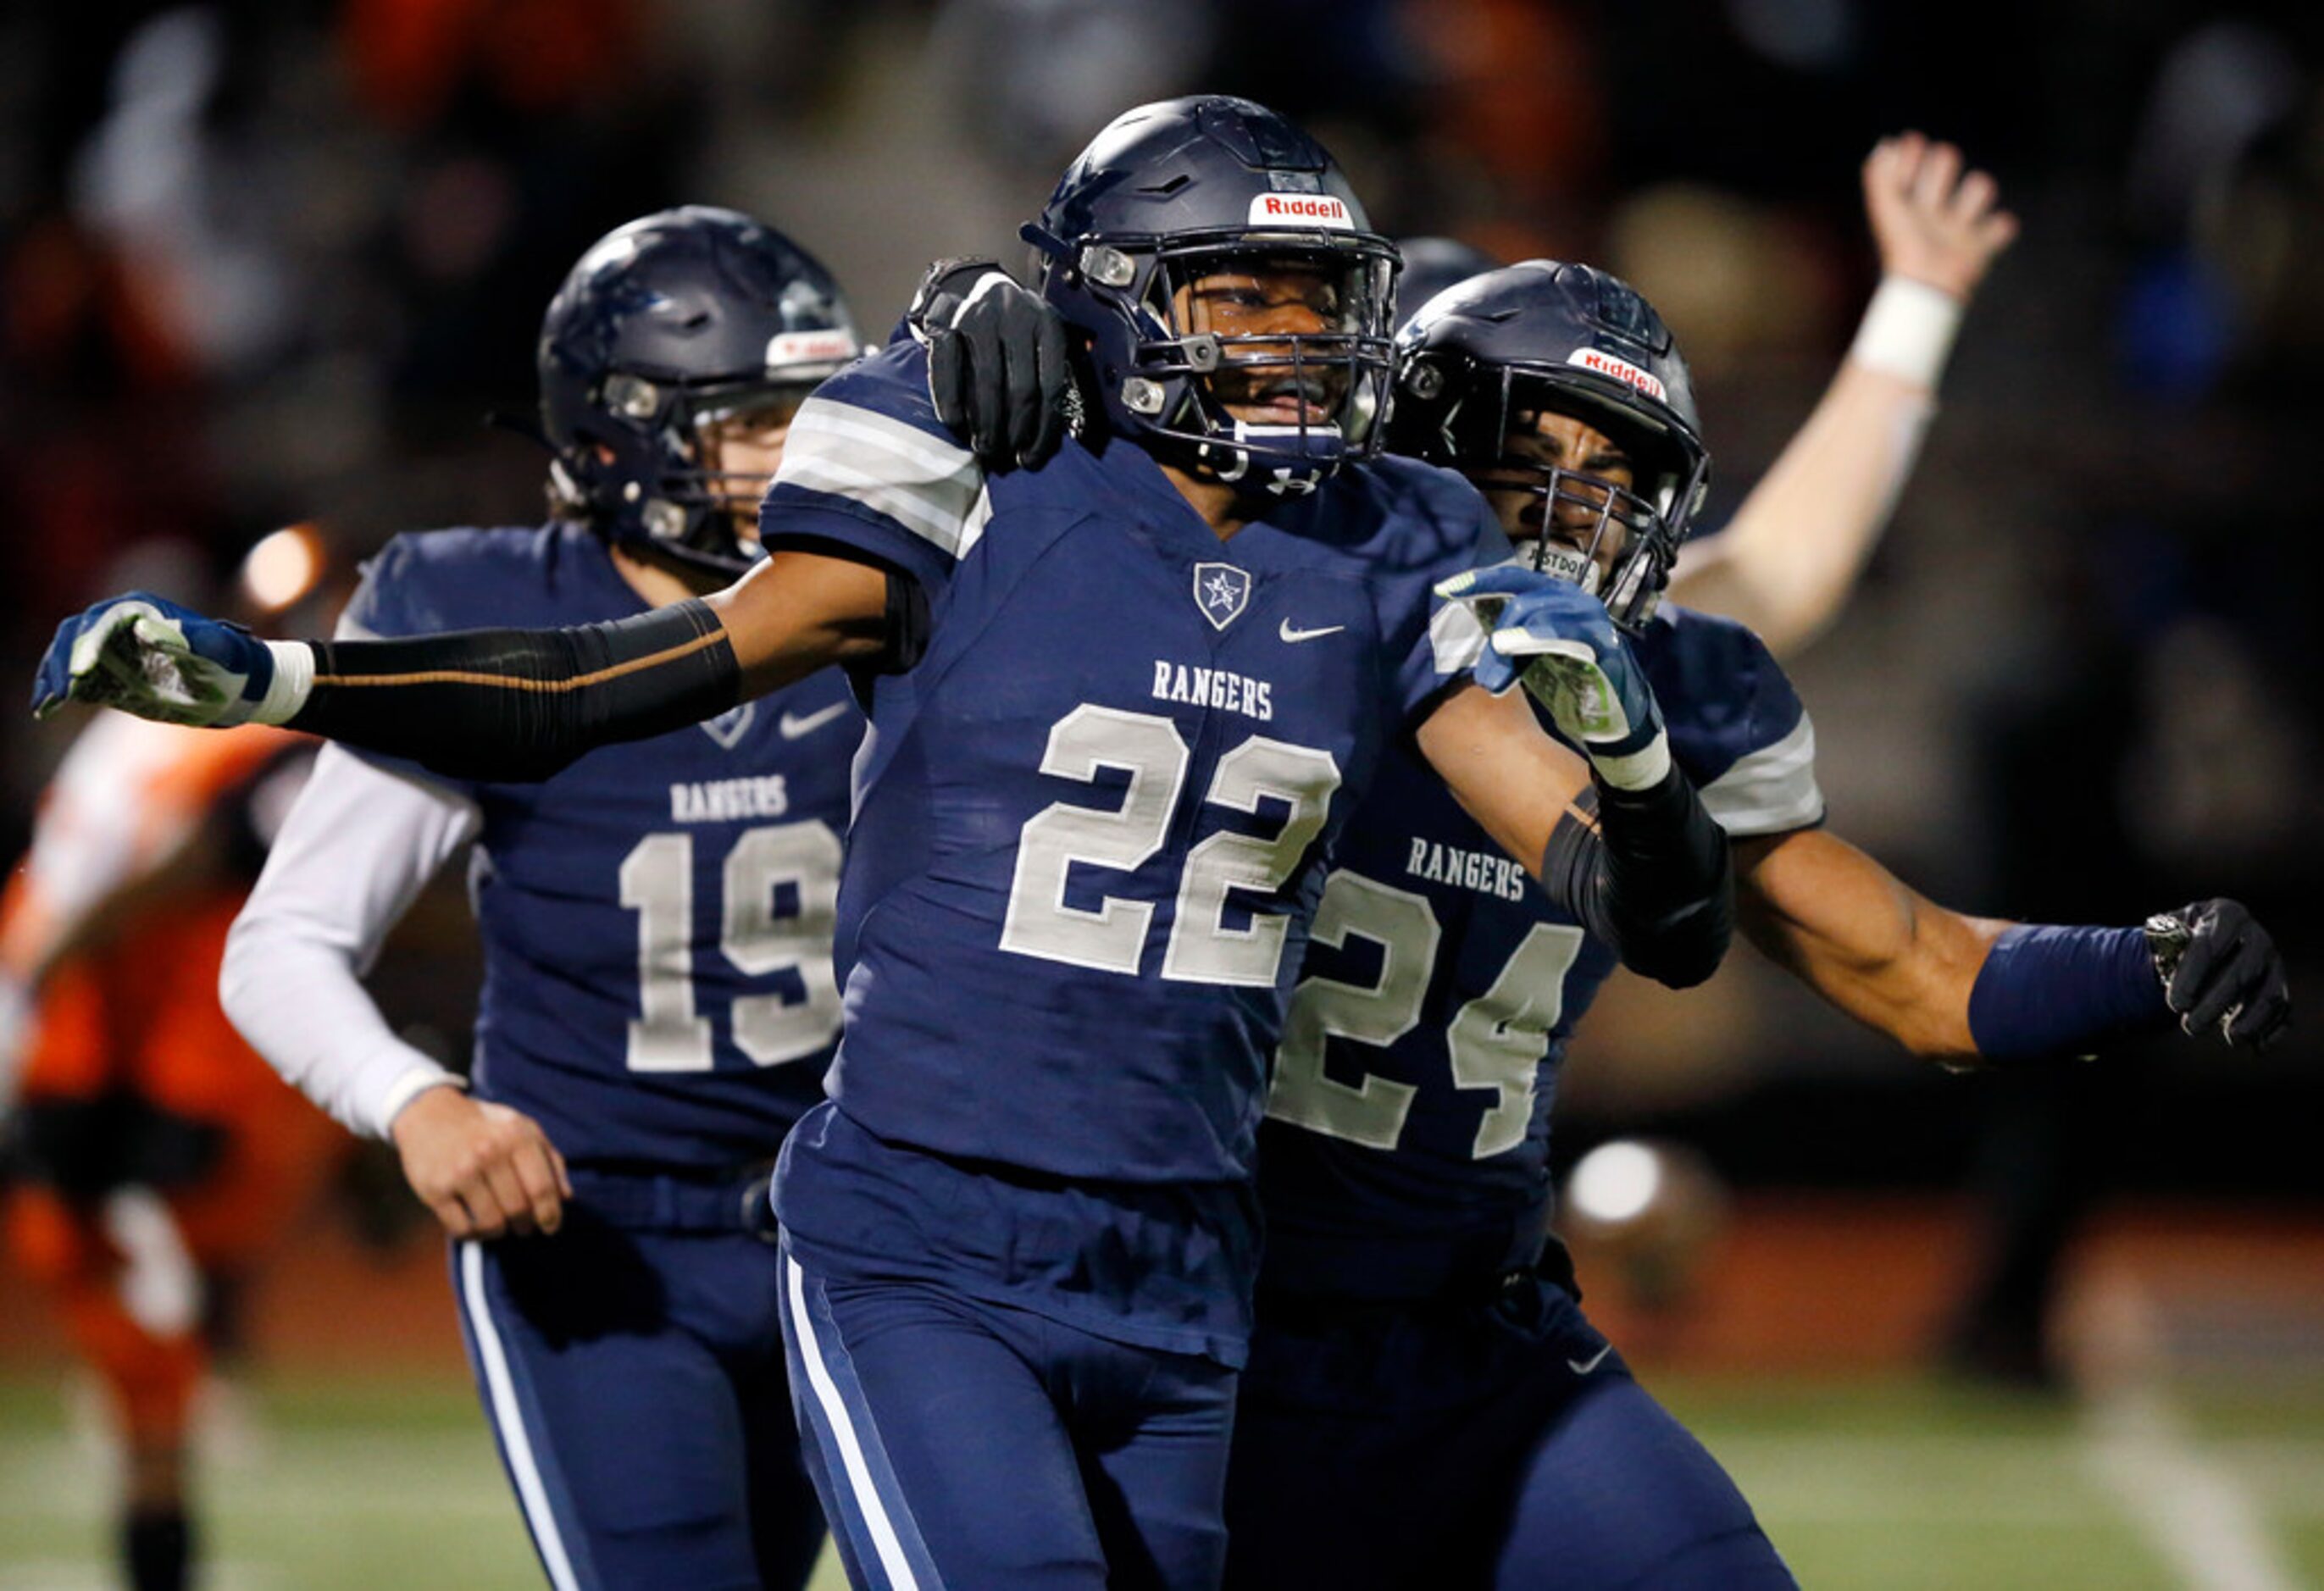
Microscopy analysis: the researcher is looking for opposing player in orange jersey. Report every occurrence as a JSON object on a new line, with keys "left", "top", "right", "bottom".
{"left": 2, "top": 701, "right": 338, "bottom": 1591}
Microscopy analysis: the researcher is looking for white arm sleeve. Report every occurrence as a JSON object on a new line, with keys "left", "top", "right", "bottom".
{"left": 220, "top": 744, "right": 483, "bottom": 1139}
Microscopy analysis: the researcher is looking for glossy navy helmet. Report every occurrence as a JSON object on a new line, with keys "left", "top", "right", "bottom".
{"left": 1394, "top": 237, "right": 1503, "bottom": 326}
{"left": 1392, "top": 261, "right": 1710, "bottom": 629}
{"left": 538, "top": 206, "right": 860, "bottom": 575}
{"left": 1021, "top": 96, "right": 1400, "bottom": 496}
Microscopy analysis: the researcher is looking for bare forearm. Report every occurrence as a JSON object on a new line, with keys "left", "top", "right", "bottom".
{"left": 1747, "top": 879, "right": 1998, "bottom": 1058}
{"left": 1667, "top": 360, "right": 1935, "bottom": 657}
{"left": 710, "top": 549, "right": 897, "bottom": 699}
{"left": 1738, "top": 829, "right": 2005, "bottom": 1058}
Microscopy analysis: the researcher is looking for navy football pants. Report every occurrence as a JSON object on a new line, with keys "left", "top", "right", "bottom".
{"left": 452, "top": 1211, "right": 824, "bottom": 1591}
{"left": 778, "top": 1236, "right": 1239, "bottom": 1589}
{"left": 1225, "top": 1277, "right": 1794, "bottom": 1590}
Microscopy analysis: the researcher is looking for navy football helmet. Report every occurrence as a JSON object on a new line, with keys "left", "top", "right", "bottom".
{"left": 1391, "top": 261, "right": 1710, "bottom": 629}
{"left": 538, "top": 206, "right": 860, "bottom": 575}
{"left": 1021, "top": 96, "right": 1399, "bottom": 496}
{"left": 1394, "top": 237, "right": 1502, "bottom": 326}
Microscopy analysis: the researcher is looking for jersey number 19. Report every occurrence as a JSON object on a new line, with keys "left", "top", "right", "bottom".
{"left": 618, "top": 820, "right": 844, "bottom": 1073}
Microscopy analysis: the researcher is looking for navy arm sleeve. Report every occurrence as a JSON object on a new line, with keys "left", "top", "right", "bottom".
{"left": 291, "top": 600, "right": 740, "bottom": 784}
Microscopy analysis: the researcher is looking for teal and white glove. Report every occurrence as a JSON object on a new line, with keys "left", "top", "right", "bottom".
{"left": 1436, "top": 564, "right": 1672, "bottom": 790}
{"left": 31, "top": 592, "right": 311, "bottom": 728}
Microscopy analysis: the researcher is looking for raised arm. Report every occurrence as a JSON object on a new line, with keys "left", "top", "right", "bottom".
{"left": 1735, "top": 828, "right": 2290, "bottom": 1062}
{"left": 32, "top": 549, "right": 895, "bottom": 784}
{"left": 1667, "top": 132, "right": 2017, "bottom": 655}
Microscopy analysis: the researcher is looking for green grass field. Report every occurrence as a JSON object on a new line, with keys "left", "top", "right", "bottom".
{"left": 3, "top": 1374, "right": 2319, "bottom": 1588}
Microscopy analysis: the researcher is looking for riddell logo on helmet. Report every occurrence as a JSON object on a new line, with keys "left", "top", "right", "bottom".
{"left": 766, "top": 330, "right": 858, "bottom": 369}
{"left": 1567, "top": 347, "right": 1666, "bottom": 401}
{"left": 1247, "top": 193, "right": 1353, "bottom": 230}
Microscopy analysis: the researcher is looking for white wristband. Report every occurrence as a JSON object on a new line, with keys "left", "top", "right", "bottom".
{"left": 1589, "top": 731, "right": 1673, "bottom": 793}
{"left": 252, "top": 640, "right": 315, "bottom": 726}
{"left": 1848, "top": 275, "right": 1963, "bottom": 391}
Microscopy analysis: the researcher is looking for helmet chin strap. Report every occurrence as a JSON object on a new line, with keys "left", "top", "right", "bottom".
{"left": 1193, "top": 419, "right": 1338, "bottom": 497}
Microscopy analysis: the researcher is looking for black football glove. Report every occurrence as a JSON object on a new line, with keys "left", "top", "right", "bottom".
{"left": 909, "top": 258, "right": 1074, "bottom": 472}
{"left": 2144, "top": 898, "right": 2292, "bottom": 1052}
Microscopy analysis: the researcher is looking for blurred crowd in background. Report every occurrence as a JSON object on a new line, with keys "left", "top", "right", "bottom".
{"left": 3, "top": 0, "right": 2320, "bottom": 1313}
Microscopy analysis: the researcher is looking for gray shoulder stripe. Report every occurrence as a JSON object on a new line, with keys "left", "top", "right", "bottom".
{"left": 777, "top": 398, "right": 983, "bottom": 557}
{"left": 1700, "top": 715, "right": 1824, "bottom": 836}
{"left": 780, "top": 455, "right": 975, "bottom": 553}
{"left": 790, "top": 398, "right": 977, "bottom": 478}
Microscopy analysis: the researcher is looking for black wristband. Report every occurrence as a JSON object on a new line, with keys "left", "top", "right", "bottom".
{"left": 1542, "top": 765, "right": 1733, "bottom": 988}
{"left": 297, "top": 599, "right": 739, "bottom": 783}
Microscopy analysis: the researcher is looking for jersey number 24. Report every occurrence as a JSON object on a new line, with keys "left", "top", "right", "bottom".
{"left": 1270, "top": 871, "right": 1585, "bottom": 1159}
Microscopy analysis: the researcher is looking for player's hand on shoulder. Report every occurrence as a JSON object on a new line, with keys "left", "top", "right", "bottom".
{"left": 910, "top": 258, "right": 1074, "bottom": 471}
{"left": 32, "top": 591, "right": 287, "bottom": 728}
{"left": 391, "top": 1086, "right": 572, "bottom": 1239}
{"left": 1436, "top": 564, "right": 1671, "bottom": 790}
{"left": 1863, "top": 130, "right": 2017, "bottom": 302}
{"left": 2146, "top": 898, "right": 2292, "bottom": 1053}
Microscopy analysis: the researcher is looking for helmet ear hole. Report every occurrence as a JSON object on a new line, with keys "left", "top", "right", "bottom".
{"left": 1403, "top": 358, "right": 1445, "bottom": 401}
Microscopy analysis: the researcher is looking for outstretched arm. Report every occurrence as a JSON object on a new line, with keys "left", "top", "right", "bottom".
{"left": 33, "top": 549, "right": 896, "bottom": 783}
{"left": 1667, "top": 133, "right": 2017, "bottom": 656}
{"left": 1734, "top": 829, "right": 2001, "bottom": 1056}
{"left": 1736, "top": 828, "right": 2290, "bottom": 1062}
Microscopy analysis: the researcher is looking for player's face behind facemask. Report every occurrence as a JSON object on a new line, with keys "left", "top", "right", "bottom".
{"left": 681, "top": 381, "right": 817, "bottom": 546}
{"left": 1468, "top": 404, "right": 1660, "bottom": 602}
{"left": 1162, "top": 247, "right": 1383, "bottom": 441}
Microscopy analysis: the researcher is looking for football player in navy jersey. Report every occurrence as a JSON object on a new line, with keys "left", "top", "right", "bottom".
{"left": 215, "top": 207, "right": 869, "bottom": 1591}
{"left": 35, "top": 98, "right": 1735, "bottom": 1589}
{"left": 1222, "top": 261, "right": 2292, "bottom": 1590}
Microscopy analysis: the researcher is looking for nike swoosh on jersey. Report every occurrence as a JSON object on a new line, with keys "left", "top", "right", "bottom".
{"left": 1567, "top": 1343, "right": 1614, "bottom": 1376}
{"left": 779, "top": 702, "right": 851, "bottom": 739}
{"left": 1278, "top": 619, "right": 1345, "bottom": 643}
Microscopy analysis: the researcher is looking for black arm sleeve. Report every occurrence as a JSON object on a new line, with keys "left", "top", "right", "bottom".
{"left": 291, "top": 599, "right": 740, "bottom": 783}
{"left": 1540, "top": 768, "right": 1733, "bottom": 989}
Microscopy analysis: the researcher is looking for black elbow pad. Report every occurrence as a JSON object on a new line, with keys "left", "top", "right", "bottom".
{"left": 1543, "top": 773, "right": 1734, "bottom": 987}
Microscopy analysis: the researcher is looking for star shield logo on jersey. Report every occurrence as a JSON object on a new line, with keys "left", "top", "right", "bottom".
{"left": 698, "top": 702, "right": 756, "bottom": 750}
{"left": 1193, "top": 563, "right": 1252, "bottom": 631}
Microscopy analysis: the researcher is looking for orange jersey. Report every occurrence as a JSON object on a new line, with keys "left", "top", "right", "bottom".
{"left": 3, "top": 713, "right": 313, "bottom": 1124}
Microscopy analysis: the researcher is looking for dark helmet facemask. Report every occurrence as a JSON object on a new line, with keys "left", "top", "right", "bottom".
{"left": 1154, "top": 243, "right": 1395, "bottom": 491}
{"left": 1506, "top": 465, "right": 1673, "bottom": 622}
{"left": 1391, "top": 261, "right": 1711, "bottom": 630}
{"left": 1464, "top": 374, "right": 1701, "bottom": 627}
{"left": 661, "top": 380, "right": 821, "bottom": 539}
{"left": 538, "top": 207, "right": 858, "bottom": 577}
{"left": 547, "top": 374, "right": 829, "bottom": 572}
{"left": 1028, "top": 228, "right": 1400, "bottom": 496}
{"left": 1024, "top": 96, "right": 1401, "bottom": 499}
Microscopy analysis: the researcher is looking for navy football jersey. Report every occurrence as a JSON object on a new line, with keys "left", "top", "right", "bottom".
{"left": 758, "top": 336, "right": 1504, "bottom": 1358}
{"left": 344, "top": 524, "right": 860, "bottom": 1169}
{"left": 1257, "top": 603, "right": 1824, "bottom": 1300}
